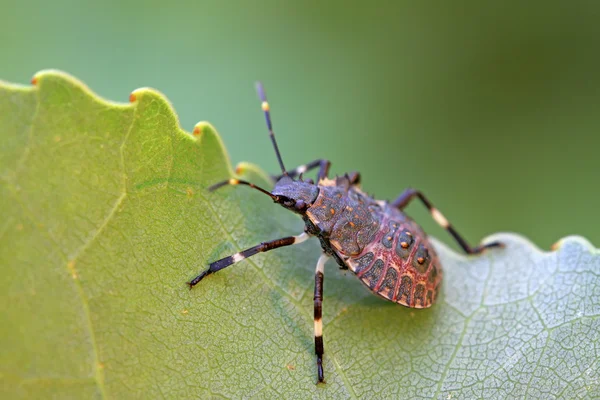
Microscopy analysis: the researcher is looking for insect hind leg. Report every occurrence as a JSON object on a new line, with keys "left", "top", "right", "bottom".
{"left": 392, "top": 188, "right": 503, "bottom": 254}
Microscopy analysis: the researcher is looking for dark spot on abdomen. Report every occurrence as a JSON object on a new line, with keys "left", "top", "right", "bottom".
{"left": 395, "top": 230, "right": 414, "bottom": 259}
{"left": 381, "top": 267, "right": 397, "bottom": 291}
{"left": 428, "top": 264, "right": 438, "bottom": 283}
{"left": 377, "top": 266, "right": 398, "bottom": 300}
{"left": 381, "top": 221, "right": 399, "bottom": 248}
{"left": 353, "top": 252, "right": 374, "bottom": 274}
{"left": 396, "top": 275, "right": 413, "bottom": 305}
{"left": 412, "top": 244, "right": 431, "bottom": 274}
{"left": 414, "top": 283, "right": 426, "bottom": 307}
{"left": 362, "top": 259, "right": 384, "bottom": 289}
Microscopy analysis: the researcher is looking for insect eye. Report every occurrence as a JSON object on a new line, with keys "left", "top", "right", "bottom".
{"left": 282, "top": 198, "right": 295, "bottom": 207}
{"left": 295, "top": 200, "right": 307, "bottom": 211}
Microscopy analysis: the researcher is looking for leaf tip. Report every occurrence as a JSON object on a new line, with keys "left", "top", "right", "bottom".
{"left": 128, "top": 86, "right": 175, "bottom": 107}
{"left": 126, "top": 87, "right": 182, "bottom": 135}
{"left": 129, "top": 91, "right": 138, "bottom": 103}
{"left": 550, "top": 235, "right": 597, "bottom": 254}
{"left": 550, "top": 240, "right": 561, "bottom": 251}
{"left": 31, "top": 69, "right": 88, "bottom": 89}
{"left": 193, "top": 121, "right": 215, "bottom": 137}
{"left": 234, "top": 162, "right": 273, "bottom": 186}
{"left": 128, "top": 88, "right": 156, "bottom": 104}
{"left": 235, "top": 163, "right": 245, "bottom": 175}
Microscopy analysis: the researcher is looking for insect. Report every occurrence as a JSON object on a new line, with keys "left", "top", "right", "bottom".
{"left": 188, "top": 83, "right": 503, "bottom": 383}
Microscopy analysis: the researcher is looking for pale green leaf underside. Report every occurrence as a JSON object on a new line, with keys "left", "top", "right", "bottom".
{"left": 0, "top": 71, "right": 598, "bottom": 399}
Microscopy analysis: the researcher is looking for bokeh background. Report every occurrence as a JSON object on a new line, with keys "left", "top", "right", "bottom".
{"left": 2, "top": 0, "right": 599, "bottom": 249}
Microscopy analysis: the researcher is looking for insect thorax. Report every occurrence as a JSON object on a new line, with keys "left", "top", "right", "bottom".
{"left": 305, "top": 177, "right": 383, "bottom": 258}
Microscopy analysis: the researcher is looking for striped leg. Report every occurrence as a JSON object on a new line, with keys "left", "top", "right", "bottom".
{"left": 273, "top": 159, "right": 331, "bottom": 182}
{"left": 188, "top": 232, "right": 310, "bottom": 288}
{"left": 392, "top": 189, "right": 503, "bottom": 254}
{"left": 314, "top": 254, "right": 329, "bottom": 383}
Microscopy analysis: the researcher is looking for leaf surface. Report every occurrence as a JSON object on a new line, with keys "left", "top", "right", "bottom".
{"left": 0, "top": 71, "right": 598, "bottom": 399}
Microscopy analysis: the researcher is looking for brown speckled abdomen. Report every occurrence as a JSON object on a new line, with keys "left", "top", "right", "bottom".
{"left": 345, "top": 206, "right": 442, "bottom": 308}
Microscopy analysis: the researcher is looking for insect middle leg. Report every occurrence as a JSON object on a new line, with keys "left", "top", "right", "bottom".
{"left": 273, "top": 159, "right": 331, "bottom": 181}
{"left": 313, "top": 254, "right": 329, "bottom": 383}
{"left": 188, "top": 232, "right": 310, "bottom": 288}
{"left": 392, "top": 189, "right": 503, "bottom": 254}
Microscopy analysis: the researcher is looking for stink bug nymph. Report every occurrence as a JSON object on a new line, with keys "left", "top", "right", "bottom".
{"left": 188, "top": 83, "right": 503, "bottom": 383}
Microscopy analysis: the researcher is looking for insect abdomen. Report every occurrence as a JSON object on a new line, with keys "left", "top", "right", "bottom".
{"left": 347, "top": 208, "right": 442, "bottom": 309}
{"left": 305, "top": 183, "right": 442, "bottom": 308}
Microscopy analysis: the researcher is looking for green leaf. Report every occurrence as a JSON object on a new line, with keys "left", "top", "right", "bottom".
{"left": 1, "top": 71, "right": 598, "bottom": 399}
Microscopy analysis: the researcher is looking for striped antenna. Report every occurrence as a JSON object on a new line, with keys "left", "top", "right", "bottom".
{"left": 256, "top": 82, "right": 287, "bottom": 175}
{"left": 208, "top": 178, "right": 280, "bottom": 201}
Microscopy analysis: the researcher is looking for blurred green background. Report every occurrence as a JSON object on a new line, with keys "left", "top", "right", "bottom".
{"left": 2, "top": 0, "right": 599, "bottom": 249}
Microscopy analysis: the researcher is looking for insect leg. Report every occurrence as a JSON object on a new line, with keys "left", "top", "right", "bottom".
{"left": 273, "top": 159, "right": 331, "bottom": 182}
{"left": 392, "top": 189, "right": 503, "bottom": 254}
{"left": 188, "top": 232, "right": 310, "bottom": 288}
{"left": 346, "top": 171, "right": 361, "bottom": 185}
{"left": 313, "top": 253, "right": 329, "bottom": 383}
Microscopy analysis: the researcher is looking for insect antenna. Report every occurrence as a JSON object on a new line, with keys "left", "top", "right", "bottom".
{"left": 209, "top": 178, "right": 279, "bottom": 201}
{"left": 256, "top": 82, "right": 288, "bottom": 176}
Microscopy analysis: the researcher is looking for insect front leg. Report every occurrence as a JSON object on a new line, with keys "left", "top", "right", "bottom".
{"left": 188, "top": 232, "right": 310, "bottom": 288}
{"left": 273, "top": 159, "right": 331, "bottom": 182}
{"left": 313, "top": 254, "right": 329, "bottom": 383}
{"left": 392, "top": 189, "right": 503, "bottom": 254}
